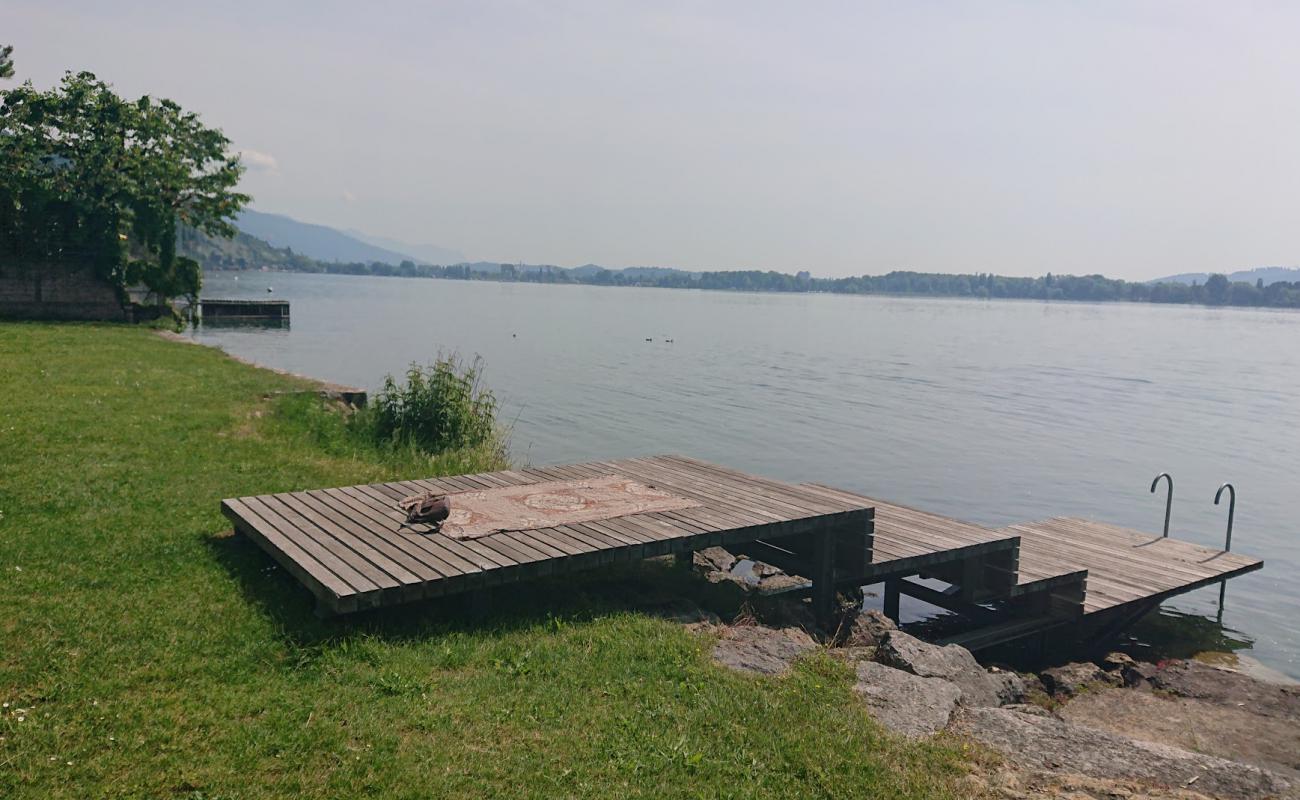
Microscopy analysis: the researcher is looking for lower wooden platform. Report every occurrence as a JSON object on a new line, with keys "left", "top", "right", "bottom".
{"left": 1002, "top": 517, "right": 1261, "bottom": 614}
{"left": 805, "top": 485, "right": 1262, "bottom": 650}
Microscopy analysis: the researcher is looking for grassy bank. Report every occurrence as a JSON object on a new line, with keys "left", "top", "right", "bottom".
{"left": 0, "top": 322, "right": 977, "bottom": 798}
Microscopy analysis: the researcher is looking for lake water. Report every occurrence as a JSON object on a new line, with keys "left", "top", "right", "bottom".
{"left": 191, "top": 271, "right": 1300, "bottom": 678}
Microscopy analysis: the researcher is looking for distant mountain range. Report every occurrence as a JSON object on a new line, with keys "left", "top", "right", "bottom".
{"left": 341, "top": 228, "right": 467, "bottom": 267}
{"left": 204, "top": 209, "right": 1298, "bottom": 293}
{"left": 1149, "top": 266, "right": 1300, "bottom": 286}
{"left": 234, "top": 209, "right": 467, "bottom": 266}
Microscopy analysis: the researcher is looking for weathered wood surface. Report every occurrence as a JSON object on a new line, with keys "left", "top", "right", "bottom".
{"left": 222, "top": 455, "right": 874, "bottom": 614}
{"left": 1001, "top": 518, "right": 1263, "bottom": 614}
{"left": 224, "top": 455, "right": 1263, "bottom": 629}
{"left": 800, "top": 484, "right": 1019, "bottom": 579}
{"left": 199, "top": 298, "right": 290, "bottom": 321}
{"left": 801, "top": 483, "right": 1262, "bottom": 618}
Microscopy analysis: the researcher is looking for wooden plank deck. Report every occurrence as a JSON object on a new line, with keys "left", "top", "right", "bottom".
{"left": 800, "top": 484, "right": 1020, "bottom": 581}
{"left": 799, "top": 483, "right": 1262, "bottom": 647}
{"left": 222, "top": 455, "right": 1264, "bottom": 651}
{"left": 799, "top": 484, "right": 1085, "bottom": 617}
{"left": 1000, "top": 518, "right": 1263, "bottom": 614}
{"left": 222, "top": 455, "right": 874, "bottom": 616}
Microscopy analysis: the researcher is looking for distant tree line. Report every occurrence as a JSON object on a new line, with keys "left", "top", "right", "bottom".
{"left": 197, "top": 249, "right": 1300, "bottom": 309}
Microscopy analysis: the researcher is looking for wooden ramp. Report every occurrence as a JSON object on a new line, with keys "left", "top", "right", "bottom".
{"left": 221, "top": 456, "right": 873, "bottom": 617}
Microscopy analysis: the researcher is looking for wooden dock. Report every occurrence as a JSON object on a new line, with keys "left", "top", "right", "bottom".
{"left": 801, "top": 483, "right": 1261, "bottom": 650}
{"left": 198, "top": 298, "right": 290, "bottom": 322}
{"left": 222, "top": 456, "right": 873, "bottom": 618}
{"left": 221, "top": 455, "right": 1263, "bottom": 650}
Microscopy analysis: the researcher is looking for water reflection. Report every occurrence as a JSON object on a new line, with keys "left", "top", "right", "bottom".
{"left": 194, "top": 318, "right": 291, "bottom": 330}
{"left": 1117, "top": 607, "right": 1253, "bottom": 663}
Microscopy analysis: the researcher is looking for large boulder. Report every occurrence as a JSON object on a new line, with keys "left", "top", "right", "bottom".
{"left": 987, "top": 667, "right": 1028, "bottom": 706}
{"left": 1100, "top": 651, "right": 1136, "bottom": 672}
{"left": 711, "top": 625, "right": 818, "bottom": 676}
{"left": 1122, "top": 660, "right": 1161, "bottom": 688}
{"left": 693, "top": 547, "right": 737, "bottom": 576}
{"left": 853, "top": 661, "right": 962, "bottom": 738}
{"left": 693, "top": 547, "right": 811, "bottom": 596}
{"left": 840, "top": 609, "right": 897, "bottom": 648}
{"left": 1150, "top": 660, "right": 1300, "bottom": 722}
{"left": 1040, "top": 661, "right": 1117, "bottom": 697}
{"left": 875, "top": 630, "right": 1004, "bottom": 707}
{"left": 951, "top": 705, "right": 1294, "bottom": 800}
{"left": 1060, "top": 687, "right": 1300, "bottom": 782}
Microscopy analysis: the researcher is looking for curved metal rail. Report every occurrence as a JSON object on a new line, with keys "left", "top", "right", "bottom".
{"left": 1214, "top": 482, "right": 1237, "bottom": 620}
{"left": 1215, "top": 482, "right": 1236, "bottom": 552}
{"left": 1149, "top": 472, "right": 1173, "bottom": 538}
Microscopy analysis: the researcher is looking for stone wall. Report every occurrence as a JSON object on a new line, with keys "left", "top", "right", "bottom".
{"left": 0, "top": 260, "right": 129, "bottom": 322}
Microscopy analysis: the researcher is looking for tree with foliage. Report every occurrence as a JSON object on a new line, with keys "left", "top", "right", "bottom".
{"left": 0, "top": 45, "right": 14, "bottom": 80}
{"left": 1204, "top": 273, "right": 1230, "bottom": 305}
{"left": 0, "top": 70, "right": 247, "bottom": 306}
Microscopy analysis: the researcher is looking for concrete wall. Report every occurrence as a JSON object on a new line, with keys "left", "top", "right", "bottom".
{"left": 0, "top": 261, "right": 129, "bottom": 322}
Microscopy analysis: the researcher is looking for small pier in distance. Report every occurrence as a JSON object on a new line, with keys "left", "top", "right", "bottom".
{"left": 197, "top": 298, "right": 290, "bottom": 323}
{"left": 220, "top": 455, "right": 1262, "bottom": 652}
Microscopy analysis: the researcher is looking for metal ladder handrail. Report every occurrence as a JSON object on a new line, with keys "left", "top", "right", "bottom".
{"left": 1149, "top": 472, "right": 1173, "bottom": 537}
{"left": 1214, "top": 482, "right": 1236, "bottom": 552}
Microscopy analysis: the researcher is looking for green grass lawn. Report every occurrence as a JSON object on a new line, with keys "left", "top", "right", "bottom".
{"left": 0, "top": 322, "right": 978, "bottom": 799}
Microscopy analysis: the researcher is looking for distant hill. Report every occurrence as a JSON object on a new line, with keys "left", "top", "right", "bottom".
{"left": 180, "top": 225, "right": 1300, "bottom": 309}
{"left": 1149, "top": 266, "right": 1300, "bottom": 286}
{"left": 177, "top": 224, "right": 320, "bottom": 272}
{"left": 342, "top": 228, "right": 467, "bottom": 266}
{"left": 235, "top": 209, "right": 418, "bottom": 265}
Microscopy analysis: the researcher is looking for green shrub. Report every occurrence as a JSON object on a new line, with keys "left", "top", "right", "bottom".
{"left": 365, "top": 354, "right": 501, "bottom": 456}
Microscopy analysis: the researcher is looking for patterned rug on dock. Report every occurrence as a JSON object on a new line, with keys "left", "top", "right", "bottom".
{"left": 424, "top": 475, "right": 703, "bottom": 540}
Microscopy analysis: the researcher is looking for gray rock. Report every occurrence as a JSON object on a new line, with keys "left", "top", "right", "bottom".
{"left": 1040, "top": 661, "right": 1117, "bottom": 697}
{"left": 1123, "top": 660, "right": 1161, "bottom": 688}
{"left": 988, "top": 668, "right": 1027, "bottom": 705}
{"left": 853, "top": 662, "right": 962, "bottom": 738}
{"left": 693, "top": 548, "right": 812, "bottom": 597}
{"left": 1150, "top": 660, "right": 1300, "bottom": 722}
{"left": 951, "top": 705, "right": 1294, "bottom": 800}
{"left": 833, "top": 645, "right": 877, "bottom": 664}
{"left": 1101, "top": 651, "right": 1136, "bottom": 672}
{"left": 875, "top": 630, "right": 1003, "bottom": 707}
{"left": 840, "top": 609, "right": 897, "bottom": 648}
{"left": 1019, "top": 672, "right": 1049, "bottom": 698}
{"left": 711, "top": 625, "right": 818, "bottom": 676}
{"left": 693, "top": 547, "right": 737, "bottom": 574}
{"left": 998, "top": 702, "right": 1056, "bottom": 718}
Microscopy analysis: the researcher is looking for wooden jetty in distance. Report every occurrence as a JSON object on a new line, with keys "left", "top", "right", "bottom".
{"left": 221, "top": 455, "right": 1262, "bottom": 651}
{"left": 197, "top": 298, "right": 290, "bottom": 322}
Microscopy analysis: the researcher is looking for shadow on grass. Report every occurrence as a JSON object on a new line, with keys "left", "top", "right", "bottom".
{"left": 207, "top": 531, "right": 751, "bottom": 649}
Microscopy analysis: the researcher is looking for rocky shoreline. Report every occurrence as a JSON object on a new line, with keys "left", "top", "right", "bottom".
{"left": 682, "top": 547, "right": 1299, "bottom": 800}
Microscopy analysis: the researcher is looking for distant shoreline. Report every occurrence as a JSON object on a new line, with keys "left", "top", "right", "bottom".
{"left": 202, "top": 266, "right": 1300, "bottom": 312}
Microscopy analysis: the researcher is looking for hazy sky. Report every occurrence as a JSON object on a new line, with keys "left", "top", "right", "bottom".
{"left": 8, "top": 2, "right": 1300, "bottom": 278}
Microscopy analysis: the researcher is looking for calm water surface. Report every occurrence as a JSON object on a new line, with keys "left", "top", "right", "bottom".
{"left": 192, "top": 272, "right": 1300, "bottom": 677}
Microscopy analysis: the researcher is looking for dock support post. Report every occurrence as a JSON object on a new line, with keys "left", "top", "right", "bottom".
{"left": 883, "top": 579, "right": 901, "bottom": 623}
{"left": 811, "top": 526, "right": 836, "bottom": 626}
